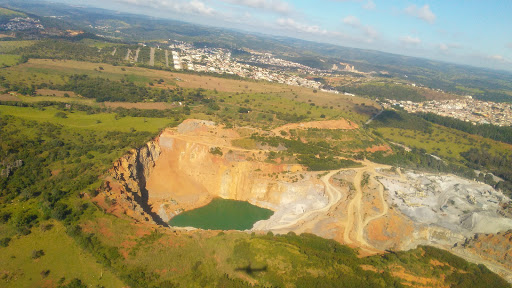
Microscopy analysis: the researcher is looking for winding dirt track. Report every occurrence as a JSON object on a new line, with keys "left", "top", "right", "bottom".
{"left": 342, "top": 162, "right": 392, "bottom": 251}
{"left": 267, "top": 160, "right": 392, "bottom": 253}
{"left": 270, "top": 169, "right": 344, "bottom": 230}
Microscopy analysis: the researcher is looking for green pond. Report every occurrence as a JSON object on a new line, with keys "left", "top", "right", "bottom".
{"left": 168, "top": 198, "right": 274, "bottom": 230}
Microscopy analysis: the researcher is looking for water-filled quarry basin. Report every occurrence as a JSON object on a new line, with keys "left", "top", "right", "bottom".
{"left": 168, "top": 198, "right": 274, "bottom": 230}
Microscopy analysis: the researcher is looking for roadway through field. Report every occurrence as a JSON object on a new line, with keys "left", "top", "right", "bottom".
{"left": 134, "top": 48, "right": 140, "bottom": 62}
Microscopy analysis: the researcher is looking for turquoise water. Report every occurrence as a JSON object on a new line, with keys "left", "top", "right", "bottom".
{"left": 168, "top": 198, "right": 273, "bottom": 230}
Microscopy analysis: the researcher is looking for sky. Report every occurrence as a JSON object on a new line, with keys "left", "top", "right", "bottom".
{"left": 57, "top": 0, "right": 512, "bottom": 71}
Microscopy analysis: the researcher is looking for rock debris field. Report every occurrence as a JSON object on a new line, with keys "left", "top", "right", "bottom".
{"left": 378, "top": 171, "right": 512, "bottom": 236}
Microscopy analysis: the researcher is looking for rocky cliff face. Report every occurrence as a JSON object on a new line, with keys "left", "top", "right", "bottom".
{"left": 146, "top": 129, "right": 325, "bottom": 225}
{"left": 98, "top": 120, "right": 327, "bottom": 228}
{"left": 101, "top": 140, "right": 162, "bottom": 224}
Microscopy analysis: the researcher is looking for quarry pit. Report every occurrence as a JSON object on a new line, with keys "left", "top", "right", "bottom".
{"left": 98, "top": 119, "right": 512, "bottom": 281}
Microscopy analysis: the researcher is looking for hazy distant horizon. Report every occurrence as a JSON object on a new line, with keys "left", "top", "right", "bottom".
{"left": 40, "top": 0, "right": 512, "bottom": 72}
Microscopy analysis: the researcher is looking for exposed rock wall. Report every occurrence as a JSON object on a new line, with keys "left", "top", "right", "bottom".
{"left": 99, "top": 121, "right": 328, "bottom": 229}
{"left": 146, "top": 131, "right": 325, "bottom": 225}
{"left": 101, "top": 140, "right": 162, "bottom": 224}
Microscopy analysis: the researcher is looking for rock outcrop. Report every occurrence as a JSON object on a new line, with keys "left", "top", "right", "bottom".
{"left": 101, "top": 140, "right": 162, "bottom": 224}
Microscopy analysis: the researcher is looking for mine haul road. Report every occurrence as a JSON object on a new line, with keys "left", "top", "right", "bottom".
{"left": 269, "top": 160, "right": 392, "bottom": 254}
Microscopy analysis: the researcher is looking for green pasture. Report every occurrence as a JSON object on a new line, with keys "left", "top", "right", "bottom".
{"left": 376, "top": 125, "right": 511, "bottom": 161}
{"left": 0, "top": 41, "right": 36, "bottom": 53}
{"left": 0, "top": 220, "right": 125, "bottom": 288}
{"left": 0, "top": 105, "right": 172, "bottom": 133}
{"left": 0, "top": 54, "right": 20, "bottom": 67}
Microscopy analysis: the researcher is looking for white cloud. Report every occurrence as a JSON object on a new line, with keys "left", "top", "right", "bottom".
{"left": 114, "top": 0, "right": 215, "bottom": 15}
{"left": 401, "top": 35, "right": 421, "bottom": 45}
{"left": 220, "top": 0, "right": 292, "bottom": 14}
{"left": 276, "top": 18, "right": 327, "bottom": 35}
{"left": 484, "top": 54, "right": 511, "bottom": 65}
{"left": 343, "top": 15, "right": 378, "bottom": 42}
{"left": 488, "top": 55, "right": 504, "bottom": 61}
{"left": 363, "top": 0, "right": 375, "bottom": 10}
{"left": 405, "top": 4, "right": 436, "bottom": 24}
{"left": 507, "top": 43, "right": 512, "bottom": 49}
{"left": 363, "top": 26, "right": 378, "bottom": 39}
{"left": 439, "top": 43, "right": 461, "bottom": 51}
{"left": 189, "top": 0, "right": 215, "bottom": 14}
{"left": 343, "top": 15, "right": 360, "bottom": 26}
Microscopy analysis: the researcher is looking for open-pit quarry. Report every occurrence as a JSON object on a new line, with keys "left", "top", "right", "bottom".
{"left": 98, "top": 119, "right": 512, "bottom": 282}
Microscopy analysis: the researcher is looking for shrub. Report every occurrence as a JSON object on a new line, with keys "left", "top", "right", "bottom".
{"left": 209, "top": 147, "right": 223, "bottom": 156}
{"left": 40, "top": 269, "right": 50, "bottom": 278}
{"left": 0, "top": 237, "right": 11, "bottom": 247}
{"left": 54, "top": 112, "right": 68, "bottom": 118}
{"left": 32, "top": 249, "right": 45, "bottom": 259}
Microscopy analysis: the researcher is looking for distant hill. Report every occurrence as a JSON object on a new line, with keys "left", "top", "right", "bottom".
{"left": 2, "top": 0, "right": 512, "bottom": 102}
{"left": 0, "top": 7, "right": 26, "bottom": 23}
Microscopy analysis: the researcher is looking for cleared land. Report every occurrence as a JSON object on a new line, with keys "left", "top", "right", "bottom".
{"left": 0, "top": 93, "right": 20, "bottom": 101}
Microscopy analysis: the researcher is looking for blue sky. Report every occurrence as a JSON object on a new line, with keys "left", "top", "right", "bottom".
{"left": 60, "top": 0, "right": 512, "bottom": 71}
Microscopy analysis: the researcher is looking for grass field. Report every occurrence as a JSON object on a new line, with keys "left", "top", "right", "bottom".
{"left": 0, "top": 7, "right": 25, "bottom": 16}
{"left": 0, "top": 54, "right": 21, "bottom": 67}
{"left": 376, "top": 124, "right": 512, "bottom": 161}
{"left": 0, "top": 220, "right": 125, "bottom": 287}
{"left": 0, "top": 40, "right": 36, "bottom": 53}
{"left": 0, "top": 105, "right": 173, "bottom": 133}
{"left": 1, "top": 59, "right": 378, "bottom": 124}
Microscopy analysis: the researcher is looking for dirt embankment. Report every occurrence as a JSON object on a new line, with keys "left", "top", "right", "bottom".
{"left": 460, "top": 230, "right": 512, "bottom": 273}
{"left": 99, "top": 119, "right": 322, "bottom": 227}
{"left": 272, "top": 119, "right": 359, "bottom": 135}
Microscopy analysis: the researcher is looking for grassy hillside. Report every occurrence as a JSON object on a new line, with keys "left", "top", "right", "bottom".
{"left": 0, "top": 34, "right": 510, "bottom": 286}
{"left": 0, "top": 100, "right": 509, "bottom": 287}
{"left": 0, "top": 7, "right": 26, "bottom": 22}
{"left": 0, "top": 220, "right": 124, "bottom": 287}
{"left": 368, "top": 110, "right": 512, "bottom": 195}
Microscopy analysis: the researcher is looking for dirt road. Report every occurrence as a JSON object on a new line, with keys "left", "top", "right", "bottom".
{"left": 342, "top": 162, "right": 392, "bottom": 251}
{"left": 134, "top": 48, "right": 140, "bottom": 62}
{"left": 270, "top": 169, "right": 344, "bottom": 231}
{"left": 149, "top": 47, "right": 155, "bottom": 66}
